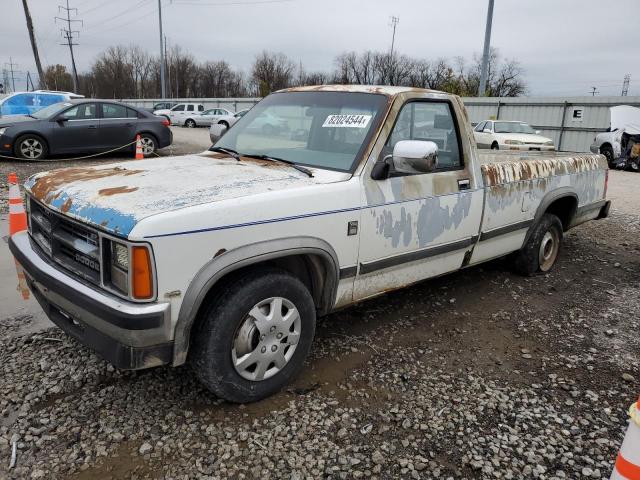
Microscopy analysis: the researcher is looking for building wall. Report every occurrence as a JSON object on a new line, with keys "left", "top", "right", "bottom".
{"left": 461, "top": 96, "right": 640, "bottom": 152}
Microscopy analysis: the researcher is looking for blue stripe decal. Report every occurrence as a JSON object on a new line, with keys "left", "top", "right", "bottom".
{"left": 143, "top": 189, "right": 481, "bottom": 239}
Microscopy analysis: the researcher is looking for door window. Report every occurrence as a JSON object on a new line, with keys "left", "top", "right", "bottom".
{"left": 198, "top": 105, "right": 204, "bottom": 111}
{"left": 186, "top": 105, "right": 195, "bottom": 112}
{"left": 102, "top": 103, "right": 128, "bottom": 118}
{"left": 485, "top": 121, "right": 493, "bottom": 132}
{"left": 126, "top": 107, "right": 139, "bottom": 118}
{"left": 63, "top": 103, "right": 97, "bottom": 120}
{"left": 172, "top": 105, "right": 185, "bottom": 112}
{"left": 386, "top": 101, "right": 462, "bottom": 170}
{"left": 474, "top": 121, "right": 486, "bottom": 132}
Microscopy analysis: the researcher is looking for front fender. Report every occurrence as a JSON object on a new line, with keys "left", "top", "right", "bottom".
{"left": 172, "top": 236, "right": 340, "bottom": 366}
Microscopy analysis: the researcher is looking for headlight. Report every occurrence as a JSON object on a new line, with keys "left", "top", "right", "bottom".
{"left": 0, "top": 127, "right": 7, "bottom": 136}
{"left": 504, "top": 140, "right": 524, "bottom": 145}
{"left": 105, "top": 240, "right": 154, "bottom": 300}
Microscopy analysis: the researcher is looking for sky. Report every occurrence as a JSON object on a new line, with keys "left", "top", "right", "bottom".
{"left": 2, "top": 0, "right": 639, "bottom": 97}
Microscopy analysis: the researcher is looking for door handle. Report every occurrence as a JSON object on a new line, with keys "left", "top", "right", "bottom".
{"left": 458, "top": 179, "right": 471, "bottom": 191}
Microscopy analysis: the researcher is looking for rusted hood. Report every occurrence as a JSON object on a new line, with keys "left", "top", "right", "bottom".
{"left": 25, "top": 153, "right": 342, "bottom": 237}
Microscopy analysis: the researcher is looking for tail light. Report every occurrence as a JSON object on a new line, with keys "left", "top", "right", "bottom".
{"left": 161, "top": 118, "right": 170, "bottom": 127}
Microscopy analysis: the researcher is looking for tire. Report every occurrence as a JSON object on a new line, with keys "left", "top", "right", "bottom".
{"left": 191, "top": 268, "right": 316, "bottom": 403}
{"left": 14, "top": 134, "right": 49, "bottom": 160}
{"left": 491, "top": 142, "right": 499, "bottom": 150}
{"left": 600, "top": 144, "right": 615, "bottom": 168}
{"left": 137, "top": 133, "right": 157, "bottom": 157}
{"left": 219, "top": 121, "right": 229, "bottom": 129}
{"left": 185, "top": 119, "right": 196, "bottom": 128}
{"left": 513, "top": 213, "right": 563, "bottom": 275}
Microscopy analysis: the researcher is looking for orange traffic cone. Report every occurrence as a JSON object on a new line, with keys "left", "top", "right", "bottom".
{"left": 611, "top": 397, "right": 640, "bottom": 479}
{"left": 135, "top": 134, "right": 144, "bottom": 160}
{"left": 14, "top": 259, "right": 30, "bottom": 300}
{"left": 8, "top": 173, "right": 27, "bottom": 236}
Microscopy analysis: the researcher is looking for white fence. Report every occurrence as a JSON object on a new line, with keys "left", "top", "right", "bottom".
{"left": 121, "top": 94, "right": 640, "bottom": 153}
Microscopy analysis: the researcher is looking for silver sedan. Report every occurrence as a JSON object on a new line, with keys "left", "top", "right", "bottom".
{"left": 184, "top": 108, "right": 234, "bottom": 128}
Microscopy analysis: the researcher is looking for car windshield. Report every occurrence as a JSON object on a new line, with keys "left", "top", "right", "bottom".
{"left": 211, "top": 92, "right": 388, "bottom": 172}
{"left": 494, "top": 122, "right": 536, "bottom": 134}
{"left": 30, "top": 102, "right": 73, "bottom": 119}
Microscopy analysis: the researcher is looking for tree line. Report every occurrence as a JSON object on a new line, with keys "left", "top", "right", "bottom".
{"left": 42, "top": 45, "right": 526, "bottom": 99}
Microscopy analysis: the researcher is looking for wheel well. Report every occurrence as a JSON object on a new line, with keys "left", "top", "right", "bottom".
{"left": 196, "top": 254, "right": 332, "bottom": 319}
{"left": 600, "top": 142, "right": 612, "bottom": 151}
{"left": 219, "top": 120, "right": 229, "bottom": 126}
{"left": 137, "top": 131, "right": 158, "bottom": 142}
{"left": 544, "top": 196, "right": 577, "bottom": 230}
{"left": 491, "top": 141, "right": 499, "bottom": 147}
{"left": 14, "top": 133, "right": 49, "bottom": 154}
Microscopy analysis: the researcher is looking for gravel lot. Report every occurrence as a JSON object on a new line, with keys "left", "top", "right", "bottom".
{"left": 0, "top": 145, "right": 639, "bottom": 479}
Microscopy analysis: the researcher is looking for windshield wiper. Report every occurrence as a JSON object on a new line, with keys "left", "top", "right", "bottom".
{"left": 242, "top": 154, "right": 313, "bottom": 178}
{"left": 209, "top": 146, "right": 240, "bottom": 160}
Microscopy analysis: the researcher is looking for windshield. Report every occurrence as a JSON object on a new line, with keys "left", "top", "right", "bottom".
{"left": 31, "top": 102, "right": 72, "bottom": 119}
{"left": 494, "top": 121, "right": 536, "bottom": 134}
{"left": 212, "top": 91, "right": 388, "bottom": 172}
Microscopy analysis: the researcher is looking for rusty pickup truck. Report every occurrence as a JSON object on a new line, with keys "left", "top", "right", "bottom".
{"left": 9, "top": 85, "right": 610, "bottom": 402}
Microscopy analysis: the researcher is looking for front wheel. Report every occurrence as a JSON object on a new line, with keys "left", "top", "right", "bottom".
{"left": 600, "top": 145, "right": 615, "bottom": 168}
{"left": 15, "top": 134, "right": 48, "bottom": 160}
{"left": 491, "top": 142, "right": 499, "bottom": 150}
{"left": 513, "top": 213, "right": 563, "bottom": 275}
{"left": 191, "top": 268, "right": 316, "bottom": 403}
{"left": 185, "top": 119, "right": 196, "bottom": 128}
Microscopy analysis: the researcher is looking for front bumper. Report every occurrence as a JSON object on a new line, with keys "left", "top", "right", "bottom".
{"left": 502, "top": 143, "right": 556, "bottom": 151}
{"left": 9, "top": 231, "right": 173, "bottom": 370}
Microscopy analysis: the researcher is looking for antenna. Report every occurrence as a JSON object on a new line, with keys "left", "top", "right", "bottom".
{"left": 55, "top": 0, "right": 82, "bottom": 92}
{"left": 622, "top": 74, "right": 630, "bottom": 96}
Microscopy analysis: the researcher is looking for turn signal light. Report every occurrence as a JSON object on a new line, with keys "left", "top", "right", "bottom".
{"left": 132, "top": 246, "right": 153, "bottom": 299}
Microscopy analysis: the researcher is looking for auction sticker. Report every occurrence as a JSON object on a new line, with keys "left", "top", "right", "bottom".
{"left": 322, "top": 114, "right": 372, "bottom": 128}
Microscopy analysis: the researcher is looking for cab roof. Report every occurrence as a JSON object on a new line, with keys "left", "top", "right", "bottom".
{"left": 278, "top": 84, "right": 441, "bottom": 97}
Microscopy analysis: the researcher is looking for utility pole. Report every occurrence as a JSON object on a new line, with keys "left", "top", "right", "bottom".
{"left": 589, "top": 86, "right": 599, "bottom": 96}
{"left": 478, "top": 0, "right": 495, "bottom": 97}
{"left": 21, "top": 0, "right": 46, "bottom": 89}
{"left": 55, "top": 0, "right": 82, "bottom": 93}
{"left": 4, "top": 58, "right": 18, "bottom": 92}
{"left": 622, "top": 74, "right": 630, "bottom": 96}
{"left": 158, "top": 0, "right": 166, "bottom": 99}
{"left": 389, "top": 16, "right": 399, "bottom": 85}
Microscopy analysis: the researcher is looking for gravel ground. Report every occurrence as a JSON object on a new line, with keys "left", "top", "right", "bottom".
{"left": 1, "top": 149, "right": 639, "bottom": 478}
{"left": 0, "top": 209, "right": 639, "bottom": 479}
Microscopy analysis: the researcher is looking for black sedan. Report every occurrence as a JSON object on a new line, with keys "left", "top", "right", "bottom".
{"left": 0, "top": 100, "right": 172, "bottom": 161}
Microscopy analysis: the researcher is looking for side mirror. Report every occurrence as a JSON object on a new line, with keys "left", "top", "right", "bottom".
{"left": 209, "top": 123, "right": 228, "bottom": 143}
{"left": 56, "top": 115, "right": 70, "bottom": 122}
{"left": 390, "top": 140, "right": 439, "bottom": 174}
{"left": 483, "top": 128, "right": 492, "bottom": 133}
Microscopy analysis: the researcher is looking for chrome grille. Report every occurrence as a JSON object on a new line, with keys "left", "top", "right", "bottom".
{"left": 28, "top": 197, "right": 101, "bottom": 285}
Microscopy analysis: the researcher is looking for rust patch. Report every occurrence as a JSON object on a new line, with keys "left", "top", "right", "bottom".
{"left": 61, "top": 197, "right": 73, "bottom": 213}
{"left": 214, "top": 248, "right": 227, "bottom": 258}
{"left": 98, "top": 186, "right": 139, "bottom": 196}
{"left": 29, "top": 166, "right": 144, "bottom": 202}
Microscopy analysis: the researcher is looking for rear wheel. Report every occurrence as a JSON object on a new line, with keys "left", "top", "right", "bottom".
{"left": 191, "top": 268, "right": 316, "bottom": 403}
{"left": 219, "top": 121, "right": 229, "bottom": 129}
{"left": 514, "top": 213, "right": 563, "bottom": 275}
{"left": 185, "top": 119, "right": 196, "bottom": 128}
{"left": 15, "top": 134, "right": 48, "bottom": 160}
{"left": 137, "top": 134, "right": 157, "bottom": 157}
{"left": 491, "top": 142, "right": 499, "bottom": 150}
{"left": 600, "top": 144, "right": 615, "bottom": 168}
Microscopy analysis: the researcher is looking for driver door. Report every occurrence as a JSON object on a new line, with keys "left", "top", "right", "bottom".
{"left": 50, "top": 103, "right": 99, "bottom": 154}
{"left": 354, "top": 98, "right": 483, "bottom": 301}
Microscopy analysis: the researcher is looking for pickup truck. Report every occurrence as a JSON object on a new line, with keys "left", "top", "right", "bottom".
{"left": 9, "top": 85, "right": 611, "bottom": 403}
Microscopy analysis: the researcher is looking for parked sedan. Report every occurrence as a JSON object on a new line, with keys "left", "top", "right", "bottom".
{"left": 0, "top": 100, "right": 172, "bottom": 161}
{"left": 474, "top": 120, "right": 555, "bottom": 151}
{"left": 184, "top": 108, "right": 234, "bottom": 128}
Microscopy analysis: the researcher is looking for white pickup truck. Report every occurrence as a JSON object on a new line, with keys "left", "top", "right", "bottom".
{"left": 10, "top": 85, "right": 610, "bottom": 403}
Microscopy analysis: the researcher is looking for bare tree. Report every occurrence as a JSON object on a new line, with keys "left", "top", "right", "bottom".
{"left": 42, "top": 64, "right": 73, "bottom": 91}
{"left": 251, "top": 51, "right": 295, "bottom": 96}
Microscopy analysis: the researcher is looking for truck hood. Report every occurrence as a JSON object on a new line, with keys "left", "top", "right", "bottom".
{"left": 25, "top": 153, "right": 347, "bottom": 237}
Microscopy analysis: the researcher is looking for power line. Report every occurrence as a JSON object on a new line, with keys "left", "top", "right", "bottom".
{"left": 171, "top": 0, "right": 294, "bottom": 5}
{"left": 55, "top": 0, "right": 83, "bottom": 92}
